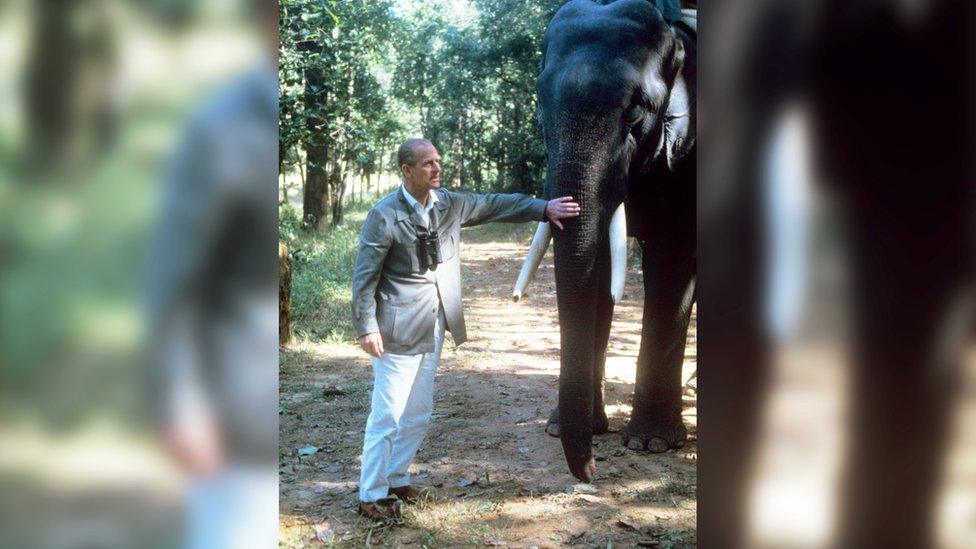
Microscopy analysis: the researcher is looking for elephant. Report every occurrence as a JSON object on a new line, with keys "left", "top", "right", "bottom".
{"left": 513, "top": 0, "right": 696, "bottom": 482}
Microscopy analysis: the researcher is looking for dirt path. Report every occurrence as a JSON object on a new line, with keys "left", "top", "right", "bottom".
{"left": 279, "top": 225, "right": 697, "bottom": 547}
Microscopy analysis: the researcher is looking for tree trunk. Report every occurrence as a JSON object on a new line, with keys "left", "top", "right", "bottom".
{"left": 24, "top": 0, "right": 81, "bottom": 172}
{"left": 297, "top": 144, "right": 306, "bottom": 187}
{"left": 301, "top": 64, "right": 330, "bottom": 229}
{"left": 329, "top": 157, "right": 345, "bottom": 226}
{"left": 303, "top": 142, "right": 330, "bottom": 230}
{"left": 278, "top": 241, "right": 293, "bottom": 347}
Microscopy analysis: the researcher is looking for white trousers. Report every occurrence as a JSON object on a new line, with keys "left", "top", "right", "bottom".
{"left": 358, "top": 309, "right": 445, "bottom": 502}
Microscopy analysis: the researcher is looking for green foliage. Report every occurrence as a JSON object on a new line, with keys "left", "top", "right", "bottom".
{"left": 281, "top": 202, "right": 370, "bottom": 342}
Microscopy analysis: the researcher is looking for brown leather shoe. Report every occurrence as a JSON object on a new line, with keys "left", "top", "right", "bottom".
{"left": 389, "top": 485, "right": 432, "bottom": 505}
{"left": 357, "top": 497, "right": 402, "bottom": 523}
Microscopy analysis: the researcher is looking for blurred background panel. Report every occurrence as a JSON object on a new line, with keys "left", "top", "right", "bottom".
{"left": 0, "top": 0, "right": 276, "bottom": 547}
{"left": 699, "top": 0, "right": 975, "bottom": 547}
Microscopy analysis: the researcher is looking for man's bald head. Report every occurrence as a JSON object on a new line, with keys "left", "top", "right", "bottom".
{"left": 397, "top": 138, "right": 435, "bottom": 169}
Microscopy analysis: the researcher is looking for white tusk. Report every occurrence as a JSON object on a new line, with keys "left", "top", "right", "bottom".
{"left": 513, "top": 222, "right": 552, "bottom": 302}
{"left": 609, "top": 203, "right": 628, "bottom": 304}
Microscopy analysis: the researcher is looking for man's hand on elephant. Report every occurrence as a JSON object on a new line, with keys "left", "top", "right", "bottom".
{"left": 545, "top": 196, "right": 581, "bottom": 229}
{"left": 358, "top": 332, "right": 384, "bottom": 357}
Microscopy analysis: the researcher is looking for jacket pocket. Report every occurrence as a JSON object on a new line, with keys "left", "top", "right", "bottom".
{"left": 391, "top": 296, "right": 438, "bottom": 349}
{"left": 439, "top": 232, "right": 457, "bottom": 262}
{"left": 376, "top": 301, "right": 396, "bottom": 341}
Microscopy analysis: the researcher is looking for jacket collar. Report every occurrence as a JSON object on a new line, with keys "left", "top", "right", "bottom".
{"left": 393, "top": 186, "right": 448, "bottom": 222}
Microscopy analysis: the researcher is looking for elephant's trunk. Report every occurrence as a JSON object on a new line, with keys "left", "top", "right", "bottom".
{"left": 549, "top": 180, "right": 620, "bottom": 482}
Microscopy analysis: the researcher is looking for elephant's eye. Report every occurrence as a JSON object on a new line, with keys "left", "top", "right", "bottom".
{"left": 625, "top": 104, "right": 645, "bottom": 128}
{"left": 624, "top": 91, "right": 646, "bottom": 126}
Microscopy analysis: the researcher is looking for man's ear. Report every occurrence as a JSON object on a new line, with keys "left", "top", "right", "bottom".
{"left": 663, "top": 35, "right": 695, "bottom": 170}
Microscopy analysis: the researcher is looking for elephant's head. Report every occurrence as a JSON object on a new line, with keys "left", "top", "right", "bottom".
{"left": 519, "top": 0, "right": 696, "bottom": 481}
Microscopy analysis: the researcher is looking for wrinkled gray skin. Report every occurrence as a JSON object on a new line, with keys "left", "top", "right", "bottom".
{"left": 537, "top": 0, "right": 696, "bottom": 482}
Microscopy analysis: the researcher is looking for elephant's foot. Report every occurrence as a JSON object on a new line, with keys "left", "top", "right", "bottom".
{"left": 545, "top": 407, "right": 610, "bottom": 438}
{"left": 622, "top": 405, "right": 686, "bottom": 453}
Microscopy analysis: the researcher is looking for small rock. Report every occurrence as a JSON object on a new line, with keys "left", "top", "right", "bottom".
{"left": 636, "top": 540, "right": 660, "bottom": 548}
{"left": 565, "top": 483, "right": 599, "bottom": 494}
{"left": 312, "top": 522, "right": 334, "bottom": 543}
{"left": 457, "top": 478, "right": 477, "bottom": 488}
{"left": 485, "top": 541, "right": 508, "bottom": 547}
{"left": 578, "top": 494, "right": 600, "bottom": 503}
{"left": 617, "top": 517, "right": 639, "bottom": 531}
{"left": 296, "top": 446, "right": 318, "bottom": 456}
{"left": 322, "top": 386, "right": 345, "bottom": 396}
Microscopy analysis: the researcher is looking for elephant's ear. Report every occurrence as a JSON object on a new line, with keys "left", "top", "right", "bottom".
{"left": 663, "top": 35, "right": 695, "bottom": 170}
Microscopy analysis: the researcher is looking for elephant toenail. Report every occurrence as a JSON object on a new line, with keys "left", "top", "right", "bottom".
{"left": 627, "top": 437, "right": 645, "bottom": 451}
{"left": 647, "top": 437, "right": 669, "bottom": 453}
{"left": 545, "top": 423, "right": 560, "bottom": 437}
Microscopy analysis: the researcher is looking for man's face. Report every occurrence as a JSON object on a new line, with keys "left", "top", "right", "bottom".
{"left": 402, "top": 144, "right": 442, "bottom": 194}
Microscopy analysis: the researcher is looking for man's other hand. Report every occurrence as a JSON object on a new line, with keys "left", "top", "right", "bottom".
{"left": 358, "top": 332, "right": 384, "bottom": 357}
{"left": 545, "top": 196, "right": 581, "bottom": 229}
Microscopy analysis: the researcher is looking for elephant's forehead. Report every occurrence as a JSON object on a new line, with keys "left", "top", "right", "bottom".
{"left": 541, "top": 56, "right": 639, "bottom": 106}
{"left": 559, "top": 58, "right": 635, "bottom": 93}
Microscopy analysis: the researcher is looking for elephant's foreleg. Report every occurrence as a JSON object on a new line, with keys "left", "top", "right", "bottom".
{"left": 623, "top": 241, "right": 696, "bottom": 452}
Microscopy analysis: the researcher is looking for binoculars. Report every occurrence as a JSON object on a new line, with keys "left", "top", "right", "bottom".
{"left": 416, "top": 229, "right": 442, "bottom": 272}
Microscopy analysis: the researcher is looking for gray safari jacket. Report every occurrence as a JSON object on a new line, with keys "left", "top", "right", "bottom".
{"left": 351, "top": 188, "right": 547, "bottom": 355}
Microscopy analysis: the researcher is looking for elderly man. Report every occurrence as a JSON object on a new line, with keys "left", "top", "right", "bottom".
{"left": 351, "top": 138, "right": 579, "bottom": 520}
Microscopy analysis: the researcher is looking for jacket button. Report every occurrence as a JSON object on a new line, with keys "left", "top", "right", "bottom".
{"left": 432, "top": 308, "right": 437, "bottom": 314}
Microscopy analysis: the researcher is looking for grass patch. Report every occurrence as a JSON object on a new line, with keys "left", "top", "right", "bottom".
{"left": 405, "top": 499, "right": 505, "bottom": 544}
{"left": 280, "top": 200, "right": 372, "bottom": 343}
{"left": 647, "top": 524, "right": 697, "bottom": 549}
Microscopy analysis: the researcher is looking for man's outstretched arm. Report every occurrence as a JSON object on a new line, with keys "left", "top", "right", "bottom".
{"left": 453, "top": 191, "right": 580, "bottom": 228}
